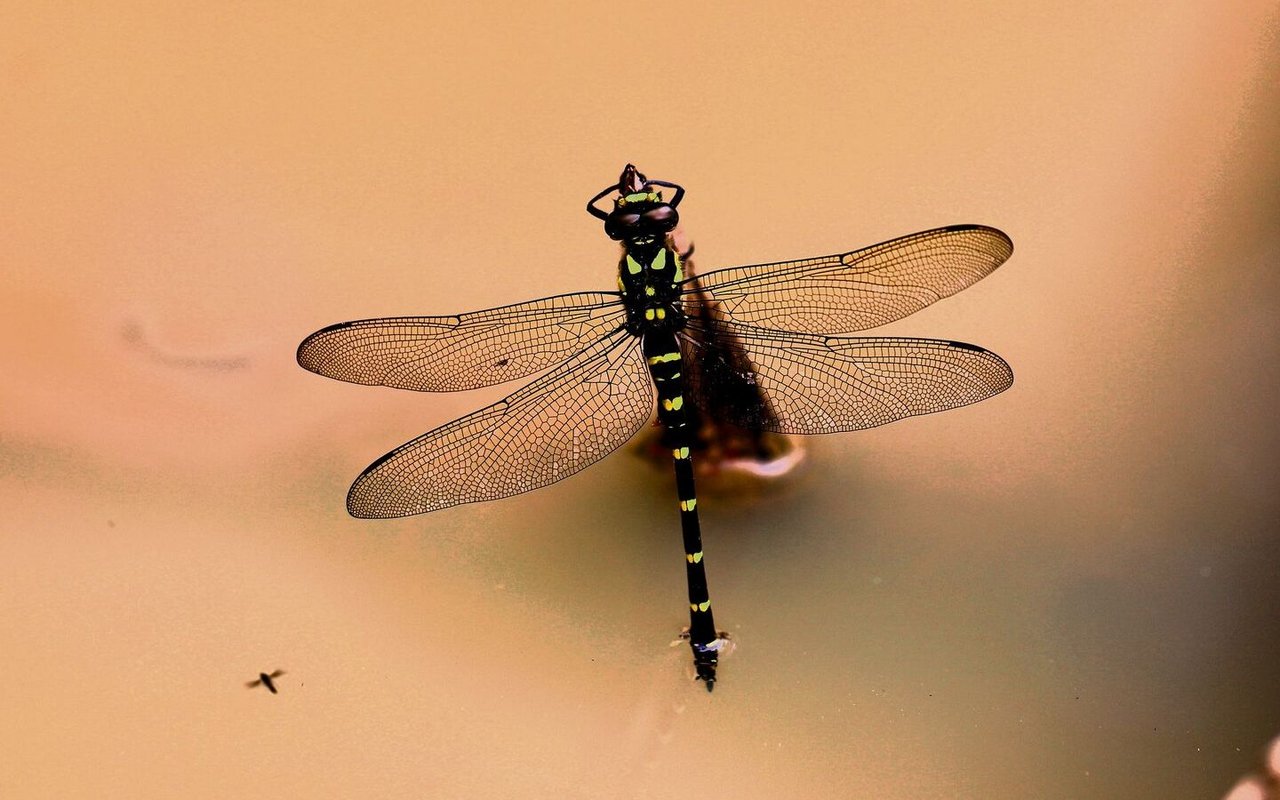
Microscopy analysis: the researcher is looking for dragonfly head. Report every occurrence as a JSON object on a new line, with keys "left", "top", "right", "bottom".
{"left": 595, "top": 164, "right": 682, "bottom": 241}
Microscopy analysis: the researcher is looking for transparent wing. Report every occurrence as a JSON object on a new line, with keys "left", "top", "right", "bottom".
{"left": 687, "top": 225, "right": 1012, "bottom": 334}
{"left": 683, "top": 319, "right": 1012, "bottom": 435}
{"left": 347, "top": 331, "right": 651, "bottom": 518}
{"left": 297, "top": 292, "right": 627, "bottom": 392}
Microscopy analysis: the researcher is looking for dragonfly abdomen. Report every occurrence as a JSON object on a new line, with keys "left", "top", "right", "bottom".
{"left": 642, "top": 327, "right": 721, "bottom": 689}
{"left": 643, "top": 329, "right": 691, "bottom": 432}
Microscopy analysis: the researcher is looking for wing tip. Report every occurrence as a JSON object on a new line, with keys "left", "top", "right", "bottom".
{"left": 942, "top": 339, "right": 1015, "bottom": 394}
{"left": 345, "top": 492, "right": 414, "bottom": 520}
{"left": 346, "top": 457, "right": 436, "bottom": 519}
{"left": 347, "top": 466, "right": 397, "bottom": 520}
{"left": 296, "top": 321, "right": 358, "bottom": 372}
{"left": 991, "top": 353, "right": 1015, "bottom": 393}
{"left": 940, "top": 224, "right": 1014, "bottom": 258}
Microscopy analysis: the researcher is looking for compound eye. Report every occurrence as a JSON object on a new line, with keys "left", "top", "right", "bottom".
{"left": 642, "top": 205, "right": 678, "bottom": 232}
{"left": 605, "top": 211, "right": 641, "bottom": 240}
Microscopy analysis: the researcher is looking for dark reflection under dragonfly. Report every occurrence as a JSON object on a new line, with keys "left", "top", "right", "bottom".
{"left": 297, "top": 165, "right": 1015, "bottom": 691}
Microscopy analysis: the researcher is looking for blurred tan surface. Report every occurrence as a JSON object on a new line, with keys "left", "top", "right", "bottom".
{"left": 2, "top": 3, "right": 1278, "bottom": 798}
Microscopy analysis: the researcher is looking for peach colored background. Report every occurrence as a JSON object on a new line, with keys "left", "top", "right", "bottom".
{"left": 2, "top": 3, "right": 1278, "bottom": 798}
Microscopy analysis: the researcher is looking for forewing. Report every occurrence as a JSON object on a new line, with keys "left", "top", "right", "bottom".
{"left": 684, "top": 320, "right": 1012, "bottom": 435}
{"left": 689, "top": 225, "right": 1012, "bottom": 334}
{"left": 297, "top": 292, "right": 626, "bottom": 392}
{"left": 347, "top": 331, "right": 651, "bottom": 518}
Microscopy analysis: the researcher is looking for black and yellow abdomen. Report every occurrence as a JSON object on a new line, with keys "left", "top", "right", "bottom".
{"left": 642, "top": 325, "right": 717, "bottom": 651}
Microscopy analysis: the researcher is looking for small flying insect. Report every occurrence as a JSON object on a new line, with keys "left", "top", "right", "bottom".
{"left": 297, "top": 165, "right": 1014, "bottom": 690}
{"left": 246, "top": 669, "right": 285, "bottom": 694}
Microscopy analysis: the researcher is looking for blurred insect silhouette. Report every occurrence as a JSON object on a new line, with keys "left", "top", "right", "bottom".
{"left": 298, "top": 165, "right": 1014, "bottom": 689}
{"left": 246, "top": 669, "right": 285, "bottom": 694}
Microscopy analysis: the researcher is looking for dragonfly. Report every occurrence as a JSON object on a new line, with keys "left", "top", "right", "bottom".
{"left": 297, "top": 165, "right": 1014, "bottom": 691}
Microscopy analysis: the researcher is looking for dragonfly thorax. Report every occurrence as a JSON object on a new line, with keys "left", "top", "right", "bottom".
{"left": 619, "top": 241, "right": 686, "bottom": 335}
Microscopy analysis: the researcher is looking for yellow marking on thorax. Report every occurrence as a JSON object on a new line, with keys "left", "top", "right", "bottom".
{"left": 626, "top": 254, "right": 643, "bottom": 274}
{"left": 647, "top": 352, "right": 680, "bottom": 366}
